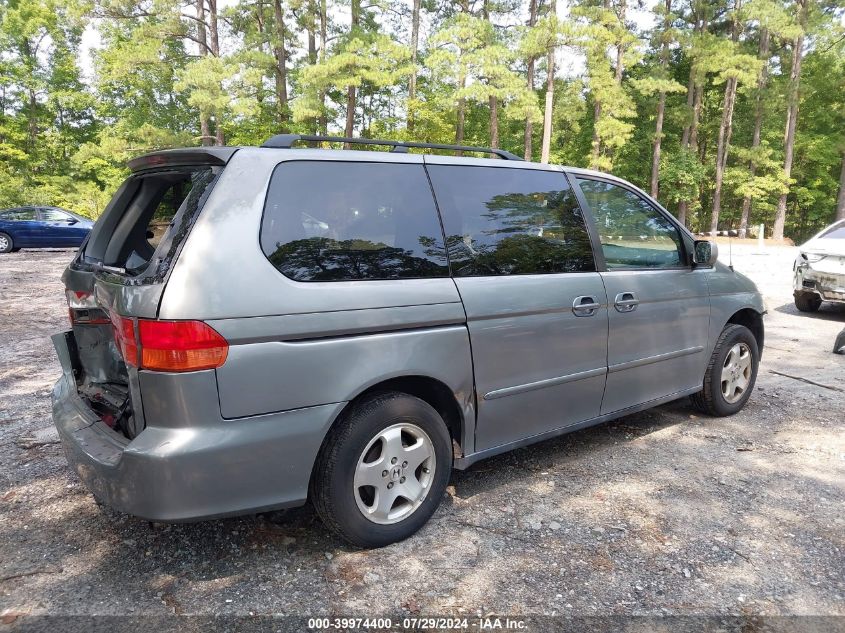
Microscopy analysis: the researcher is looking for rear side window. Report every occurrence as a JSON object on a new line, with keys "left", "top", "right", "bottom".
{"left": 427, "top": 165, "right": 596, "bottom": 276}
{"left": 576, "top": 178, "right": 684, "bottom": 269}
{"left": 260, "top": 161, "right": 449, "bottom": 281}
{"left": 1, "top": 209, "right": 37, "bottom": 221}
{"left": 40, "top": 208, "right": 73, "bottom": 222}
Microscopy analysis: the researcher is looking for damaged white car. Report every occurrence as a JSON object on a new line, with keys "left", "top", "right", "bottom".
{"left": 793, "top": 219, "right": 845, "bottom": 312}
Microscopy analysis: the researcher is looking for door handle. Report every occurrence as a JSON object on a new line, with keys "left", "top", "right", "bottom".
{"left": 614, "top": 292, "right": 639, "bottom": 313}
{"left": 572, "top": 295, "right": 601, "bottom": 317}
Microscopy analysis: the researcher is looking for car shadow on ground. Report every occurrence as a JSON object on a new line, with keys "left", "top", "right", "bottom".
{"left": 5, "top": 389, "right": 843, "bottom": 616}
{"left": 448, "top": 399, "right": 692, "bottom": 500}
{"left": 2, "top": 397, "right": 693, "bottom": 572}
{"left": 773, "top": 300, "right": 845, "bottom": 322}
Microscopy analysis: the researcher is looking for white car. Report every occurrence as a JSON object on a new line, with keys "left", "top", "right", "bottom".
{"left": 793, "top": 219, "right": 845, "bottom": 312}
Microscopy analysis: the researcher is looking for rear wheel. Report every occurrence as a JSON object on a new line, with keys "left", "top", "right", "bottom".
{"left": 310, "top": 392, "right": 452, "bottom": 548}
{"left": 794, "top": 291, "right": 822, "bottom": 312}
{"left": 691, "top": 324, "right": 759, "bottom": 417}
{"left": 0, "top": 232, "right": 13, "bottom": 253}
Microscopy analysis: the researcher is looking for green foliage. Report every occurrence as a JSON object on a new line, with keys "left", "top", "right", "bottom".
{"left": 0, "top": 0, "right": 843, "bottom": 241}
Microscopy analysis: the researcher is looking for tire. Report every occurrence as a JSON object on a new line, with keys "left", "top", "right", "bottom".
{"left": 0, "top": 232, "right": 13, "bottom": 253}
{"left": 310, "top": 391, "right": 452, "bottom": 548}
{"left": 691, "top": 324, "right": 759, "bottom": 417}
{"left": 794, "top": 291, "right": 822, "bottom": 312}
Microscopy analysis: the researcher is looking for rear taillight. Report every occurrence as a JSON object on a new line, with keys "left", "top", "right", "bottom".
{"left": 138, "top": 320, "right": 228, "bottom": 372}
{"left": 66, "top": 290, "right": 110, "bottom": 325}
{"left": 109, "top": 317, "right": 228, "bottom": 372}
{"left": 111, "top": 315, "right": 139, "bottom": 366}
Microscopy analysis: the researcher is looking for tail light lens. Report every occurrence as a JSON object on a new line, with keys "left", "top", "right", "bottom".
{"left": 109, "top": 317, "right": 227, "bottom": 372}
{"left": 138, "top": 320, "right": 229, "bottom": 372}
{"left": 111, "top": 315, "right": 139, "bottom": 367}
{"left": 66, "top": 290, "right": 110, "bottom": 325}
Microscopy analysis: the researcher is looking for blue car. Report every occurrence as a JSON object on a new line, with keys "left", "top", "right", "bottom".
{"left": 0, "top": 206, "right": 94, "bottom": 253}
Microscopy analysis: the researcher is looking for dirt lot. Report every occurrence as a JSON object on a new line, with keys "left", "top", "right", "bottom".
{"left": 1, "top": 245, "right": 843, "bottom": 624}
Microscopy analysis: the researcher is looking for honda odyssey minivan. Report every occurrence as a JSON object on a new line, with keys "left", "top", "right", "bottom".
{"left": 52, "top": 135, "right": 765, "bottom": 547}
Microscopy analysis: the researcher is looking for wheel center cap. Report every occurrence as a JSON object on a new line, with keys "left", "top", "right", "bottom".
{"left": 390, "top": 464, "right": 403, "bottom": 481}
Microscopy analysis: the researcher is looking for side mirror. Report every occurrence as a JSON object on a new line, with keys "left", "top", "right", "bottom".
{"left": 66, "top": 218, "right": 78, "bottom": 225}
{"left": 693, "top": 240, "right": 718, "bottom": 266}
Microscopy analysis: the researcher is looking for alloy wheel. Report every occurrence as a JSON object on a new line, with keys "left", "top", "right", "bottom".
{"left": 352, "top": 422, "right": 436, "bottom": 525}
{"left": 721, "top": 342, "right": 752, "bottom": 404}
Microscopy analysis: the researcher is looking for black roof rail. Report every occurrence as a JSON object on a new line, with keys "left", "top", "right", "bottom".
{"left": 260, "top": 134, "right": 524, "bottom": 161}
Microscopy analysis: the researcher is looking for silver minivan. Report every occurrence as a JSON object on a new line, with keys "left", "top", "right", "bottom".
{"left": 52, "top": 135, "right": 765, "bottom": 547}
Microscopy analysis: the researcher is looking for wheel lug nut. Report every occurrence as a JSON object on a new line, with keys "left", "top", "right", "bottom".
{"left": 387, "top": 482, "right": 394, "bottom": 489}
{"left": 382, "top": 470, "right": 388, "bottom": 477}
{"left": 400, "top": 476, "right": 406, "bottom": 483}
{"left": 391, "top": 457, "right": 397, "bottom": 464}
{"left": 402, "top": 461, "right": 408, "bottom": 467}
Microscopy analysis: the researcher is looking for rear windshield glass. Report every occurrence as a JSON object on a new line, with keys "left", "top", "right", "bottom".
{"left": 80, "top": 167, "right": 219, "bottom": 282}
{"left": 260, "top": 161, "right": 449, "bottom": 281}
{"left": 819, "top": 222, "right": 845, "bottom": 240}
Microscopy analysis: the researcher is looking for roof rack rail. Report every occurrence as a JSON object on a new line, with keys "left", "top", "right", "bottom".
{"left": 260, "top": 134, "right": 524, "bottom": 161}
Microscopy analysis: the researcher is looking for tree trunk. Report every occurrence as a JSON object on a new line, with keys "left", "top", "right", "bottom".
{"left": 318, "top": 0, "right": 327, "bottom": 134}
{"left": 773, "top": 0, "right": 807, "bottom": 241}
{"left": 680, "top": 64, "right": 695, "bottom": 149}
{"left": 650, "top": 92, "right": 666, "bottom": 198}
{"left": 207, "top": 0, "right": 224, "bottom": 145}
{"left": 344, "top": 0, "right": 360, "bottom": 143}
{"left": 307, "top": 1, "right": 317, "bottom": 65}
{"left": 456, "top": 94, "right": 466, "bottom": 147}
{"left": 836, "top": 152, "right": 845, "bottom": 222}
{"left": 591, "top": 101, "right": 602, "bottom": 167}
{"left": 650, "top": 0, "right": 672, "bottom": 198}
{"left": 540, "top": 0, "right": 556, "bottom": 164}
{"left": 408, "top": 0, "right": 421, "bottom": 131}
{"left": 676, "top": 10, "right": 706, "bottom": 227}
{"left": 273, "top": 0, "right": 289, "bottom": 130}
{"left": 739, "top": 28, "right": 769, "bottom": 237}
{"left": 524, "top": 0, "right": 539, "bottom": 160}
{"left": 489, "top": 96, "right": 499, "bottom": 148}
{"left": 196, "top": 0, "right": 212, "bottom": 146}
{"left": 710, "top": 76, "right": 738, "bottom": 234}
{"left": 304, "top": 0, "right": 318, "bottom": 133}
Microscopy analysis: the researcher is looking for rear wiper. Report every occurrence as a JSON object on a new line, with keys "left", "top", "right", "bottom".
{"left": 91, "top": 262, "right": 127, "bottom": 275}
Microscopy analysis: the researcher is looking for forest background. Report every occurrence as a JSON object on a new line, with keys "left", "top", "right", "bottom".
{"left": 1, "top": 0, "right": 844, "bottom": 241}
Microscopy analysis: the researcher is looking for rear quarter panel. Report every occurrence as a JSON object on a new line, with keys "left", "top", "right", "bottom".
{"left": 160, "top": 149, "right": 476, "bottom": 447}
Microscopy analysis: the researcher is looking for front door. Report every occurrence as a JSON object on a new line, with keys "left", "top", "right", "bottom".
{"left": 572, "top": 176, "right": 710, "bottom": 415}
{"left": 38, "top": 208, "right": 84, "bottom": 246}
{"left": 426, "top": 161, "right": 608, "bottom": 453}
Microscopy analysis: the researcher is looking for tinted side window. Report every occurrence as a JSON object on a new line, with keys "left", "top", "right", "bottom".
{"left": 576, "top": 178, "right": 684, "bottom": 269}
{"left": 261, "top": 162, "right": 449, "bottom": 281}
{"left": 40, "top": 208, "right": 72, "bottom": 221}
{"left": 427, "top": 166, "right": 595, "bottom": 276}
{"left": 1, "top": 209, "right": 37, "bottom": 221}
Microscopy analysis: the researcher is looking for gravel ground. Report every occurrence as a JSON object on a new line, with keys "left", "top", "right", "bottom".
{"left": 0, "top": 245, "right": 843, "bottom": 624}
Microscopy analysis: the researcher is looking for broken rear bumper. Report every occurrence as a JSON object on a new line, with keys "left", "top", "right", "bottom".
{"left": 51, "top": 331, "right": 344, "bottom": 522}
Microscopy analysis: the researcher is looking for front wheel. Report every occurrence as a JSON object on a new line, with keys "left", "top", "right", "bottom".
{"left": 794, "top": 291, "right": 822, "bottom": 312}
{"left": 0, "top": 232, "right": 13, "bottom": 253}
{"left": 691, "top": 324, "right": 759, "bottom": 416}
{"left": 310, "top": 392, "right": 452, "bottom": 548}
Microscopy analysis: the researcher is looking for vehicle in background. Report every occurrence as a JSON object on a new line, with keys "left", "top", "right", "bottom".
{"left": 51, "top": 136, "right": 765, "bottom": 548}
{"left": 793, "top": 219, "right": 845, "bottom": 312}
{"left": 0, "top": 206, "right": 94, "bottom": 253}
